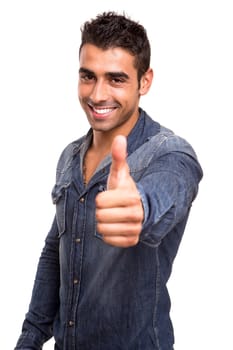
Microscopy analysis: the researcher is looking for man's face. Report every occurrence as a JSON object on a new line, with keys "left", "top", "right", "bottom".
{"left": 78, "top": 44, "right": 146, "bottom": 136}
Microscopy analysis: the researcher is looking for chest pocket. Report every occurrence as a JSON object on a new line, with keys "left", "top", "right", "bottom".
{"left": 52, "top": 183, "right": 70, "bottom": 237}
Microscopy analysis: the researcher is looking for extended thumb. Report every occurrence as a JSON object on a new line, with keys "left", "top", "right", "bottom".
{"left": 107, "top": 135, "right": 128, "bottom": 190}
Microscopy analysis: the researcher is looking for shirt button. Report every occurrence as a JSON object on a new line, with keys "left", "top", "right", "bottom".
{"left": 68, "top": 320, "right": 74, "bottom": 327}
{"left": 79, "top": 197, "right": 85, "bottom": 203}
{"left": 75, "top": 238, "right": 81, "bottom": 243}
{"left": 98, "top": 185, "right": 106, "bottom": 192}
{"left": 73, "top": 279, "right": 79, "bottom": 284}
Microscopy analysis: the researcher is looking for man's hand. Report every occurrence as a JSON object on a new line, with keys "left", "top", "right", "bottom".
{"left": 95, "top": 135, "right": 144, "bottom": 248}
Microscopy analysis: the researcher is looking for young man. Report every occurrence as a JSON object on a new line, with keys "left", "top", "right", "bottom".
{"left": 15, "top": 12, "right": 203, "bottom": 350}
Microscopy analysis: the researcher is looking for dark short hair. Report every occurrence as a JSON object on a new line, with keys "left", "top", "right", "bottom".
{"left": 79, "top": 12, "right": 151, "bottom": 82}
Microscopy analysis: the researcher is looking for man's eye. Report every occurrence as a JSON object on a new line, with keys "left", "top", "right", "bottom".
{"left": 80, "top": 74, "right": 94, "bottom": 81}
{"left": 111, "top": 77, "right": 125, "bottom": 84}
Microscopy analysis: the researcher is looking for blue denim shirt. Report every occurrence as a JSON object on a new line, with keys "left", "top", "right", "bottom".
{"left": 15, "top": 109, "right": 203, "bottom": 350}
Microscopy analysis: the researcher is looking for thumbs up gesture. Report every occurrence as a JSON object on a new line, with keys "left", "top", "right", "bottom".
{"left": 95, "top": 135, "right": 144, "bottom": 248}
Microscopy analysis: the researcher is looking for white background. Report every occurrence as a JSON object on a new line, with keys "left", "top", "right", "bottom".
{"left": 0, "top": 1, "right": 232, "bottom": 349}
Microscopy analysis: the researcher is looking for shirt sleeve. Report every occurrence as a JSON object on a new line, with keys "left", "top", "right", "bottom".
{"left": 15, "top": 217, "right": 60, "bottom": 349}
{"left": 136, "top": 148, "right": 203, "bottom": 247}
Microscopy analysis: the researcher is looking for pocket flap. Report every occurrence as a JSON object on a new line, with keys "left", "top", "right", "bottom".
{"left": 51, "top": 183, "right": 70, "bottom": 236}
{"left": 52, "top": 183, "right": 70, "bottom": 204}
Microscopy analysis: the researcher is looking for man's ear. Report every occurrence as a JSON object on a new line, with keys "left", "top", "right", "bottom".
{"left": 139, "top": 68, "right": 154, "bottom": 96}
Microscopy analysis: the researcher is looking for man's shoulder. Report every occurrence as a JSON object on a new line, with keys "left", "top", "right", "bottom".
{"left": 129, "top": 113, "right": 199, "bottom": 173}
{"left": 141, "top": 110, "right": 197, "bottom": 159}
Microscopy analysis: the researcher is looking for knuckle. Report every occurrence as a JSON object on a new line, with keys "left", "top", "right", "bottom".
{"left": 129, "top": 207, "right": 143, "bottom": 222}
{"left": 95, "top": 194, "right": 101, "bottom": 207}
{"left": 129, "top": 193, "right": 140, "bottom": 204}
{"left": 132, "top": 224, "right": 142, "bottom": 235}
{"left": 127, "top": 235, "right": 139, "bottom": 247}
{"left": 95, "top": 192, "right": 106, "bottom": 208}
{"left": 96, "top": 222, "right": 103, "bottom": 233}
{"left": 95, "top": 209, "right": 101, "bottom": 221}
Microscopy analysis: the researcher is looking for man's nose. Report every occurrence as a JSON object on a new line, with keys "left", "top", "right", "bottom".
{"left": 89, "top": 80, "right": 109, "bottom": 103}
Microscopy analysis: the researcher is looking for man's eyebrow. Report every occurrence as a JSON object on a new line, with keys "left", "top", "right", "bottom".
{"left": 79, "top": 68, "right": 129, "bottom": 80}
{"left": 106, "top": 72, "right": 129, "bottom": 80}
{"left": 79, "top": 67, "right": 94, "bottom": 75}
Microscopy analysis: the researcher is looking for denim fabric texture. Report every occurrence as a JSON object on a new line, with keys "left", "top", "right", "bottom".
{"left": 15, "top": 109, "right": 203, "bottom": 349}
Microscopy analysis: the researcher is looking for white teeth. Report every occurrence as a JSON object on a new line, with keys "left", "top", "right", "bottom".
{"left": 93, "top": 107, "right": 113, "bottom": 114}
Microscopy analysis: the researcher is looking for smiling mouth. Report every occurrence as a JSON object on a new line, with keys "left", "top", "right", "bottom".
{"left": 88, "top": 104, "right": 117, "bottom": 118}
{"left": 93, "top": 107, "right": 115, "bottom": 114}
